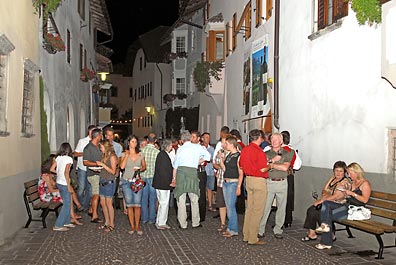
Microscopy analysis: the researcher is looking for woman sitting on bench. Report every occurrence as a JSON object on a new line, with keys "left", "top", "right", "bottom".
{"left": 315, "top": 162, "right": 371, "bottom": 249}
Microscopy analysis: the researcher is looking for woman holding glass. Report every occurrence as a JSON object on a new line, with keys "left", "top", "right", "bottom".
{"left": 119, "top": 135, "right": 146, "bottom": 235}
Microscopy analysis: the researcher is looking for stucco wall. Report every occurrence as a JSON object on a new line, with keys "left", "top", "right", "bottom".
{"left": 0, "top": 0, "right": 41, "bottom": 245}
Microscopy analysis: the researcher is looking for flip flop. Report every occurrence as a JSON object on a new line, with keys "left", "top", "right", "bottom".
{"left": 90, "top": 218, "right": 103, "bottom": 223}
{"left": 301, "top": 235, "right": 317, "bottom": 242}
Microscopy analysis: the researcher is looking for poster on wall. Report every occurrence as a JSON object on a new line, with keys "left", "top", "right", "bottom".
{"left": 243, "top": 50, "right": 251, "bottom": 116}
{"left": 251, "top": 35, "right": 270, "bottom": 118}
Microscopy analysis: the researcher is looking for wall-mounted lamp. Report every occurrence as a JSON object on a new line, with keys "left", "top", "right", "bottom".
{"left": 145, "top": 106, "right": 151, "bottom": 114}
{"left": 98, "top": 71, "right": 109, "bottom": 82}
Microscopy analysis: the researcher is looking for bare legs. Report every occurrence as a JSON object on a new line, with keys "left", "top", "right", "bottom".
{"left": 127, "top": 206, "right": 141, "bottom": 233}
{"left": 91, "top": 195, "right": 100, "bottom": 220}
{"left": 100, "top": 196, "right": 114, "bottom": 230}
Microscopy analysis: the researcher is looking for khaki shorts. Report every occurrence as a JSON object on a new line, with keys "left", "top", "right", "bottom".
{"left": 87, "top": 175, "right": 100, "bottom": 195}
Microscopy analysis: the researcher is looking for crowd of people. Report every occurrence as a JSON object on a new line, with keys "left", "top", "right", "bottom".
{"left": 38, "top": 124, "right": 371, "bottom": 248}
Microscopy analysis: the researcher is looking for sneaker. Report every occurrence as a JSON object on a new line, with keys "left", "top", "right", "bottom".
{"left": 274, "top": 233, "right": 283, "bottom": 239}
{"left": 64, "top": 224, "right": 76, "bottom": 228}
{"left": 315, "top": 223, "right": 330, "bottom": 233}
{"left": 161, "top": 224, "right": 171, "bottom": 229}
{"left": 315, "top": 243, "right": 332, "bottom": 250}
{"left": 53, "top": 226, "right": 69, "bottom": 232}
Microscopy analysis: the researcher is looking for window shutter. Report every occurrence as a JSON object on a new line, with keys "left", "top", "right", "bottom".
{"left": 232, "top": 13, "right": 237, "bottom": 51}
{"left": 245, "top": 2, "right": 252, "bottom": 40}
{"left": 256, "top": 0, "right": 262, "bottom": 27}
{"left": 266, "top": 0, "right": 272, "bottom": 21}
{"left": 318, "top": 0, "right": 327, "bottom": 30}
{"left": 333, "top": 0, "right": 348, "bottom": 21}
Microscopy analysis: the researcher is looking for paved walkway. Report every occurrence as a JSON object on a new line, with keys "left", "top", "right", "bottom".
{"left": 1, "top": 206, "right": 395, "bottom": 265}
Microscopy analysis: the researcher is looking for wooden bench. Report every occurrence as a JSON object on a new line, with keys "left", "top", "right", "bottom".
{"left": 23, "top": 179, "right": 62, "bottom": 228}
{"left": 335, "top": 191, "right": 396, "bottom": 259}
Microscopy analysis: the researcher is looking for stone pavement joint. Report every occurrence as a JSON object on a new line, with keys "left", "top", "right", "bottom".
{"left": 1, "top": 207, "right": 395, "bottom": 265}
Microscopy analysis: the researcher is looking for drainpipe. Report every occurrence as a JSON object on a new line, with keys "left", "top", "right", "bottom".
{"left": 274, "top": 0, "right": 280, "bottom": 130}
{"left": 156, "top": 63, "right": 163, "bottom": 110}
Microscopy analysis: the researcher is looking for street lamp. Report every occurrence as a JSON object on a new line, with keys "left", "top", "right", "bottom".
{"left": 145, "top": 106, "right": 151, "bottom": 114}
{"left": 98, "top": 71, "right": 109, "bottom": 82}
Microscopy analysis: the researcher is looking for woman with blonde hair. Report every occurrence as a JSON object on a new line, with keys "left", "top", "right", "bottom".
{"left": 96, "top": 139, "right": 117, "bottom": 232}
{"left": 315, "top": 162, "right": 371, "bottom": 249}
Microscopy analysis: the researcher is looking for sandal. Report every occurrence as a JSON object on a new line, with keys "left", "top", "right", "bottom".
{"left": 301, "top": 235, "right": 317, "bottom": 242}
{"left": 128, "top": 230, "right": 135, "bottom": 235}
{"left": 98, "top": 225, "right": 108, "bottom": 230}
{"left": 223, "top": 231, "right": 237, "bottom": 238}
{"left": 104, "top": 226, "right": 114, "bottom": 232}
{"left": 217, "top": 224, "right": 226, "bottom": 232}
{"left": 136, "top": 230, "right": 143, "bottom": 236}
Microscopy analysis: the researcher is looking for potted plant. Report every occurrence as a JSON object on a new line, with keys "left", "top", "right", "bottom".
{"left": 80, "top": 67, "right": 95, "bottom": 82}
{"left": 349, "top": 0, "right": 381, "bottom": 26}
{"left": 32, "top": 0, "right": 63, "bottom": 16}
{"left": 193, "top": 61, "right": 224, "bottom": 92}
{"left": 43, "top": 32, "right": 65, "bottom": 54}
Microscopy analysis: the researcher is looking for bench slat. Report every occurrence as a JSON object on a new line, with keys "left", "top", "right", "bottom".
{"left": 371, "top": 191, "right": 396, "bottom": 202}
{"left": 368, "top": 197, "right": 396, "bottom": 211}
{"left": 25, "top": 185, "right": 39, "bottom": 196}
{"left": 368, "top": 207, "right": 396, "bottom": 220}
{"left": 27, "top": 192, "right": 40, "bottom": 203}
{"left": 24, "top": 179, "right": 39, "bottom": 189}
{"left": 49, "top": 201, "right": 62, "bottom": 210}
{"left": 338, "top": 219, "right": 384, "bottom": 234}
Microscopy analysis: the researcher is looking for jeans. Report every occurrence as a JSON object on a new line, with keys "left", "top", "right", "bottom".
{"left": 77, "top": 168, "right": 91, "bottom": 210}
{"left": 141, "top": 178, "right": 157, "bottom": 223}
{"left": 55, "top": 184, "right": 71, "bottom": 227}
{"left": 320, "top": 200, "right": 348, "bottom": 246}
{"left": 223, "top": 181, "right": 239, "bottom": 234}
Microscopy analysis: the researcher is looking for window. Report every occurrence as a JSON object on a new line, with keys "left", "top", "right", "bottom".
{"left": 176, "top": 36, "right": 186, "bottom": 53}
{"left": 84, "top": 49, "right": 87, "bottom": 68}
{"left": 207, "top": 31, "right": 225, "bottom": 62}
{"left": 21, "top": 59, "right": 39, "bottom": 137}
{"left": 134, "top": 88, "right": 137, "bottom": 101}
{"left": 144, "top": 57, "right": 147, "bottom": 68}
{"left": 176, "top": 78, "right": 186, "bottom": 94}
{"left": 78, "top": 0, "right": 85, "bottom": 20}
{"left": 79, "top": 44, "right": 83, "bottom": 71}
{"left": 317, "top": 0, "right": 348, "bottom": 31}
{"left": 140, "top": 57, "right": 142, "bottom": 70}
{"left": 111, "top": 86, "right": 118, "bottom": 97}
{"left": 129, "top": 87, "right": 133, "bottom": 97}
{"left": 149, "top": 82, "right": 152, "bottom": 96}
{"left": 67, "top": 29, "right": 71, "bottom": 64}
{"left": 0, "top": 34, "right": 14, "bottom": 136}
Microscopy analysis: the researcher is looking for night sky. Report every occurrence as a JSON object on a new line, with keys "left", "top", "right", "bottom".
{"left": 105, "top": 0, "right": 180, "bottom": 64}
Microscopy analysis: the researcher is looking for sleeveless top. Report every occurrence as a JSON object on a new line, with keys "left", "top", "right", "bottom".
{"left": 324, "top": 176, "right": 350, "bottom": 204}
{"left": 224, "top": 152, "right": 240, "bottom": 179}
{"left": 38, "top": 174, "right": 63, "bottom": 203}
{"left": 123, "top": 153, "right": 144, "bottom": 180}
{"left": 347, "top": 185, "right": 365, "bottom": 206}
{"left": 99, "top": 156, "right": 116, "bottom": 181}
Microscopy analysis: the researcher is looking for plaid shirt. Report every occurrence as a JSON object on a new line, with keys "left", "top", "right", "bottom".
{"left": 141, "top": 144, "right": 159, "bottom": 179}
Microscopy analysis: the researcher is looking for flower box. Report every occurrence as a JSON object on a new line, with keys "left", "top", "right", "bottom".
{"left": 80, "top": 67, "right": 95, "bottom": 82}
{"left": 43, "top": 33, "right": 65, "bottom": 54}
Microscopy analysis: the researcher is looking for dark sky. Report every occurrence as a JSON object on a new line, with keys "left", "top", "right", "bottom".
{"left": 105, "top": 0, "right": 179, "bottom": 64}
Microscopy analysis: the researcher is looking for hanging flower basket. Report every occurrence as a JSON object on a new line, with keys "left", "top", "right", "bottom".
{"left": 43, "top": 32, "right": 65, "bottom": 54}
{"left": 80, "top": 67, "right": 95, "bottom": 82}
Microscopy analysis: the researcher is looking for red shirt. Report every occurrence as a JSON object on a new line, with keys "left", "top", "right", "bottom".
{"left": 239, "top": 142, "right": 269, "bottom": 178}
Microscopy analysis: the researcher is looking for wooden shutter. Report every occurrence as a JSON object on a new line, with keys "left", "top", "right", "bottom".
{"left": 266, "top": 0, "right": 273, "bottom": 21}
{"left": 333, "top": 0, "right": 348, "bottom": 21}
{"left": 318, "top": 0, "right": 328, "bottom": 30}
{"left": 226, "top": 22, "right": 230, "bottom": 57}
{"left": 232, "top": 13, "right": 237, "bottom": 51}
{"left": 256, "top": 0, "right": 262, "bottom": 27}
{"left": 245, "top": 2, "right": 252, "bottom": 40}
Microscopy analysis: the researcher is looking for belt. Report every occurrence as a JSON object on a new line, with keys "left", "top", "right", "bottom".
{"left": 224, "top": 178, "right": 239, "bottom": 183}
{"left": 270, "top": 178, "right": 285, "bottom": 181}
{"left": 100, "top": 180, "right": 115, "bottom": 186}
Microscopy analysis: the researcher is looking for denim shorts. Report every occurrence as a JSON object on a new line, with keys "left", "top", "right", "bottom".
{"left": 206, "top": 174, "right": 215, "bottom": 190}
{"left": 99, "top": 179, "right": 116, "bottom": 198}
{"left": 121, "top": 179, "right": 142, "bottom": 207}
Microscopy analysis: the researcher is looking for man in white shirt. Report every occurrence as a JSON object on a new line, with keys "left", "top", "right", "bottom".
{"left": 73, "top": 125, "right": 96, "bottom": 211}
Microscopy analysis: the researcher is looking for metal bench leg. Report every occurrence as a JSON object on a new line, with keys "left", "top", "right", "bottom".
{"left": 41, "top": 208, "right": 50, "bottom": 228}
{"left": 345, "top": 226, "right": 354, "bottom": 238}
{"left": 24, "top": 192, "right": 33, "bottom": 228}
{"left": 375, "top": 234, "right": 384, "bottom": 259}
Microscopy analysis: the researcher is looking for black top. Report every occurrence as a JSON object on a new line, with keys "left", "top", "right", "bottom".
{"left": 347, "top": 186, "right": 365, "bottom": 206}
{"left": 224, "top": 152, "right": 240, "bottom": 179}
{"left": 83, "top": 141, "right": 102, "bottom": 177}
{"left": 152, "top": 150, "right": 173, "bottom": 190}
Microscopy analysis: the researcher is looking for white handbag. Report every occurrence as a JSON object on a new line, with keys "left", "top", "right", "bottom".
{"left": 347, "top": 205, "right": 371, "bottom": 220}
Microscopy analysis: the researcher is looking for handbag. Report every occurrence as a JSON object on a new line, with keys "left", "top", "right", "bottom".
{"left": 130, "top": 169, "right": 145, "bottom": 193}
{"left": 347, "top": 205, "right": 371, "bottom": 220}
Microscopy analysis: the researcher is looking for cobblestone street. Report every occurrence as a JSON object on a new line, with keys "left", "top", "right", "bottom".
{"left": 1, "top": 206, "right": 395, "bottom": 265}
